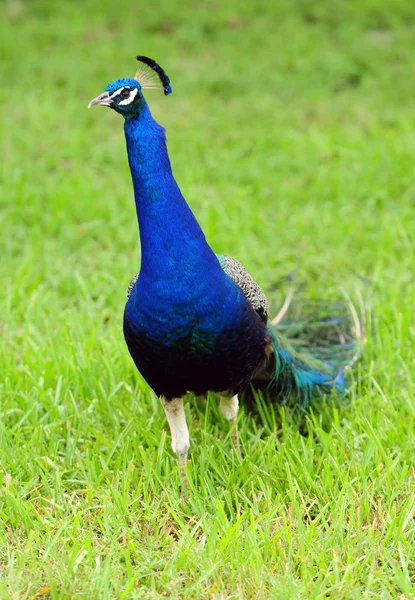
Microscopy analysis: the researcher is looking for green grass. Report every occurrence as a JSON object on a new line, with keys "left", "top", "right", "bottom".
{"left": 1, "top": 0, "right": 415, "bottom": 597}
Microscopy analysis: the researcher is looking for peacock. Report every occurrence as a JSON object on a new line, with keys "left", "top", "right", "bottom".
{"left": 88, "top": 56, "right": 362, "bottom": 482}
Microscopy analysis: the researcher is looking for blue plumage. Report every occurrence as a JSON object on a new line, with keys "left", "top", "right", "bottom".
{"left": 89, "top": 57, "right": 361, "bottom": 481}
{"left": 122, "top": 102, "right": 268, "bottom": 398}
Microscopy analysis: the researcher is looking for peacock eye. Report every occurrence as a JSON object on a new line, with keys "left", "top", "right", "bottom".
{"left": 120, "top": 89, "right": 130, "bottom": 99}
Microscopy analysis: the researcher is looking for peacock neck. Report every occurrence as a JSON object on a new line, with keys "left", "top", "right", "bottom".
{"left": 124, "top": 104, "right": 216, "bottom": 282}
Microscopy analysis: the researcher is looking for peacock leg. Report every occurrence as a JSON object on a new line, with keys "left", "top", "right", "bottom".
{"left": 219, "top": 394, "right": 242, "bottom": 458}
{"left": 160, "top": 396, "right": 190, "bottom": 485}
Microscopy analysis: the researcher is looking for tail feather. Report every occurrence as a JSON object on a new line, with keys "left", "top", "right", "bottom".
{"left": 254, "top": 293, "right": 365, "bottom": 408}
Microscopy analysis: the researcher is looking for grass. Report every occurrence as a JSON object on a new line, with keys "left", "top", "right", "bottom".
{"left": 1, "top": 0, "right": 415, "bottom": 597}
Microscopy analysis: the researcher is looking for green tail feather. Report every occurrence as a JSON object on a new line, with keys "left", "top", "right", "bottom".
{"left": 254, "top": 297, "right": 362, "bottom": 407}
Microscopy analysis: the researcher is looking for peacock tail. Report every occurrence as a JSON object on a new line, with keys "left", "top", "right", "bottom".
{"left": 253, "top": 291, "right": 363, "bottom": 408}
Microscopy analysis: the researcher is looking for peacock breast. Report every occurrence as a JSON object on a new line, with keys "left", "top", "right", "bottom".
{"left": 123, "top": 277, "right": 268, "bottom": 398}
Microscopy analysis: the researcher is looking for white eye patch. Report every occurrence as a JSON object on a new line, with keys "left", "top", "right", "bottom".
{"left": 108, "top": 86, "right": 125, "bottom": 100}
{"left": 119, "top": 88, "right": 139, "bottom": 106}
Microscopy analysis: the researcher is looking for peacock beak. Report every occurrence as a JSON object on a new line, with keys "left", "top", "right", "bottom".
{"left": 88, "top": 91, "right": 111, "bottom": 108}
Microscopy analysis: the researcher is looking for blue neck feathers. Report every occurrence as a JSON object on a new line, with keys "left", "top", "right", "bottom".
{"left": 124, "top": 103, "right": 219, "bottom": 284}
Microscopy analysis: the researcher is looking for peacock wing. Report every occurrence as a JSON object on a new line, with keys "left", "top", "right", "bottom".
{"left": 127, "top": 273, "right": 139, "bottom": 298}
{"left": 216, "top": 254, "right": 269, "bottom": 323}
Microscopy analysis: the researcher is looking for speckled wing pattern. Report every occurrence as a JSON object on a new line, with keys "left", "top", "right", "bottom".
{"left": 127, "top": 273, "right": 139, "bottom": 298}
{"left": 216, "top": 254, "right": 269, "bottom": 323}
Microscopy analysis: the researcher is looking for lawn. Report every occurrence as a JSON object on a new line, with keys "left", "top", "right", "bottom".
{"left": 1, "top": 0, "right": 415, "bottom": 597}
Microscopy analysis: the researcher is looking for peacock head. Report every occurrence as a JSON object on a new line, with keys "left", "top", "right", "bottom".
{"left": 88, "top": 56, "right": 171, "bottom": 119}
